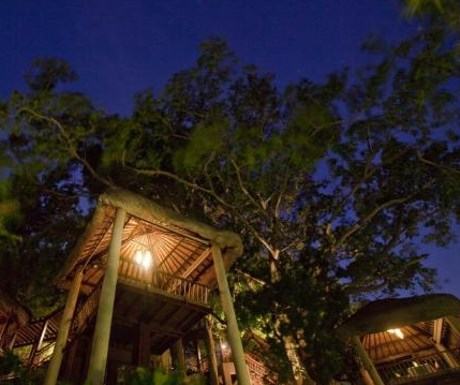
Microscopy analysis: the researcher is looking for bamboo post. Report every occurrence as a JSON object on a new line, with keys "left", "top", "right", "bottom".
{"left": 204, "top": 317, "right": 219, "bottom": 385}
{"left": 0, "top": 313, "right": 11, "bottom": 348}
{"left": 211, "top": 244, "right": 251, "bottom": 385}
{"left": 353, "top": 336, "right": 384, "bottom": 385}
{"left": 434, "top": 317, "right": 460, "bottom": 368}
{"left": 360, "top": 368, "right": 375, "bottom": 385}
{"left": 195, "top": 338, "right": 202, "bottom": 372}
{"left": 8, "top": 330, "right": 17, "bottom": 349}
{"left": 86, "top": 208, "right": 126, "bottom": 385}
{"left": 29, "top": 319, "right": 48, "bottom": 366}
{"left": 136, "top": 322, "right": 151, "bottom": 366}
{"left": 171, "top": 337, "right": 186, "bottom": 378}
{"left": 44, "top": 268, "right": 84, "bottom": 385}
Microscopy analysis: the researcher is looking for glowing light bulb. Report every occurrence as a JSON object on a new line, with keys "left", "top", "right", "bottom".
{"left": 387, "top": 328, "right": 404, "bottom": 339}
{"left": 134, "top": 249, "right": 153, "bottom": 269}
{"left": 142, "top": 251, "right": 152, "bottom": 268}
{"left": 134, "top": 250, "right": 143, "bottom": 265}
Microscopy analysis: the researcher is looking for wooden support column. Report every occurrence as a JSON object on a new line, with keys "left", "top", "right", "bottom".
{"left": 29, "top": 319, "right": 48, "bottom": 366}
{"left": 0, "top": 313, "right": 11, "bottom": 348}
{"left": 433, "top": 318, "right": 460, "bottom": 368}
{"left": 86, "top": 208, "right": 126, "bottom": 385}
{"left": 136, "top": 322, "right": 151, "bottom": 367}
{"left": 194, "top": 338, "right": 202, "bottom": 372}
{"left": 359, "top": 368, "right": 375, "bottom": 385}
{"left": 446, "top": 316, "right": 460, "bottom": 338}
{"left": 204, "top": 318, "right": 219, "bottom": 385}
{"left": 44, "top": 268, "right": 84, "bottom": 385}
{"left": 8, "top": 330, "right": 17, "bottom": 349}
{"left": 211, "top": 244, "right": 251, "bottom": 385}
{"left": 171, "top": 337, "right": 186, "bottom": 378}
{"left": 353, "top": 336, "right": 384, "bottom": 385}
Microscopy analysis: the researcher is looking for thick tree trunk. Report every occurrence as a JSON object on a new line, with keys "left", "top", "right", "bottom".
{"left": 271, "top": 249, "right": 316, "bottom": 385}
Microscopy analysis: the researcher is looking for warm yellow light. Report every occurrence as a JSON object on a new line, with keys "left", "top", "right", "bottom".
{"left": 134, "top": 250, "right": 153, "bottom": 269}
{"left": 142, "top": 250, "right": 152, "bottom": 268}
{"left": 134, "top": 250, "right": 143, "bottom": 265}
{"left": 387, "top": 328, "right": 404, "bottom": 339}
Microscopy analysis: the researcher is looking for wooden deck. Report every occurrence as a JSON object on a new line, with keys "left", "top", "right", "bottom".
{"left": 76, "top": 271, "right": 211, "bottom": 358}
{"left": 377, "top": 349, "right": 460, "bottom": 385}
{"left": 6, "top": 271, "right": 211, "bottom": 367}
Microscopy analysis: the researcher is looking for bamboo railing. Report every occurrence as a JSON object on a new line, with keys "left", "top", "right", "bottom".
{"left": 377, "top": 349, "right": 460, "bottom": 384}
{"left": 118, "top": 271, "right": 210, "bottom": 306}
{"left": 72, "top": 282, "right": 103, "bottom": 336}
{"left": 199, "top": 353, "right": 277, "bottom": 385}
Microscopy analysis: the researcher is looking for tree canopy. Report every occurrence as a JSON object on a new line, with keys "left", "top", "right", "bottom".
{"left": 1, "top": 7, "right": 460, "bottom": 384}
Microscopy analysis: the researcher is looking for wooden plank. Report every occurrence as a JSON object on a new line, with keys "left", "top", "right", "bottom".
{"left": 117, "top": 280, "right": 210, "bottom": 310}
{"left": 180, "top": 248, "right": 211, "bottom": 280}
{"left": 157, "top": 238, "right": 185, "bottom": 270}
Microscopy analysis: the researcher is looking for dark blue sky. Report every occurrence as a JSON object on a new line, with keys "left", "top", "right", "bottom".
{"left": 1, "top": 0, "right": 458, "bottom": 296}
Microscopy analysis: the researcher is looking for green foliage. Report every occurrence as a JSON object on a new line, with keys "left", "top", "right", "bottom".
{"left": 120, "top": 367, "right": 205, "bottom": 385}
{"left": 0, "top": 350, "right": 45, "bottom": 385}
{"left": 0, "top": 180, "right": 22, "bottom": 241}
{"left": 1, "top": 12, "right": 460, "bottom": 383}
{"left": 25, "top": 57, "right": 77, "bottom": 92}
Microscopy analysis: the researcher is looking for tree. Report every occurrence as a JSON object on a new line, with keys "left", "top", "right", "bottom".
{"left": 1, "top": 26, "right": 460, "bottom": 385}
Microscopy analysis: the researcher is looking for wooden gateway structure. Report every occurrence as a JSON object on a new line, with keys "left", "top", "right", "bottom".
{"left": 1, "top": 188, "right": 252, "bottom": 385}
{"left": 337, "top": 294, "right": 460, "bottom": 385}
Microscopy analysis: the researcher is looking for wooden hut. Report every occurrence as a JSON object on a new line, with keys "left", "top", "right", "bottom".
{"left": 33, "top": 188, "right": 251, "bottom": 385}
{"left": 337, "top": 294, "right": 460, "bottom": 385}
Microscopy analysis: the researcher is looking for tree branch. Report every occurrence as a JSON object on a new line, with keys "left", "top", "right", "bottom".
{"left": 337, "top": 195, "right": 415, "bottom": 246}
{"left": 19, "top": 108, "right": 114, "bottom": 188}
{"left": 417, "top": 150, "right": 460, "bottom": 176}
{"left": 128, "top": 166, "right": 235, "bottom": 210}
{"left": 230, "top": 157, "right": 267, "bottom": 215}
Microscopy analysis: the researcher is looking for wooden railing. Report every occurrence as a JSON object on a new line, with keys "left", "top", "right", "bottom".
{"left": 199, "top": 353, "right": 277, "bottom": 385}
{"left": 118, "top": 271, "right": 210, "bottom": 306}
{"left": 72, "top": 283, "right": 102, "bottom": 336}
{"left": 246, "top": 354, "right": 278, "bottom": 385}
{"left": 377, "top": 349, "right": 460, "bottom": 384}
{"left": 31, "top": 340, "right": 55, "bottom": 367}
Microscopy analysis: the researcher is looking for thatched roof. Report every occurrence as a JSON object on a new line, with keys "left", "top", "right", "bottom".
{"left": 336, "top": 294, "right": 460, "bottom": 340}
{"left": 58, "top": 188, "right": 243, "bottom": 292}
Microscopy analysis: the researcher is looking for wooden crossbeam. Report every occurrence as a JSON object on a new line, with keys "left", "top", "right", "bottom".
{"left": 181, "top": 248, "right": 211, "bottom": 280}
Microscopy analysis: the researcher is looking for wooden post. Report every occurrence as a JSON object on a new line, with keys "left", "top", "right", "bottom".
{"left": 0, "top": 313, "right": 11, "bottom": 348}
{"left": 194, "top": 338, "right": 202, "bottom": 372}
{"left": 359, "top": 368, "right": 375, "bottom": 385}
{"left": 8, "top": 330, "right": 17, "bottom": 349}
{"left": 62, "top": 339, "right": 78, "bottom": 380}
{"left": 204, "top": 318, "right": 219, "bottom": 385}
{"left": 136, "top": 322, "right": 151, "bottom": 366}
{"left": 353, "top": 336, "right": 384, "bottom": 385}
{"left": 211, "top": 244, "right": 251, "bottom": 385}
{"left": 171, "top": 337, "right": 186, "bottom": 378}
{"left": 29, "top": 319, "right": 48, "bottom": 366}
{"left": 44, "top": 268, "right": 84, "bottom": 385}
{"left": 433, "top": 318, "right": 460, "bottom": 368}
{"left": 86, "top": 208, "right": 126, "bottom": 385}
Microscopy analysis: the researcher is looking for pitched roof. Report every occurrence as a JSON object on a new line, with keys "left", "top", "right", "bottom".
{"left": 336, "top": 294, "right": 460, "bottom": 340}
{"left": 58, "top": 188, "right": 243, "bottom": 292}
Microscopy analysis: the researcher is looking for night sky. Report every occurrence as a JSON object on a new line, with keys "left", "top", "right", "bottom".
{"left": 1, "top": 1, "right": 458, "bottom": 296}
